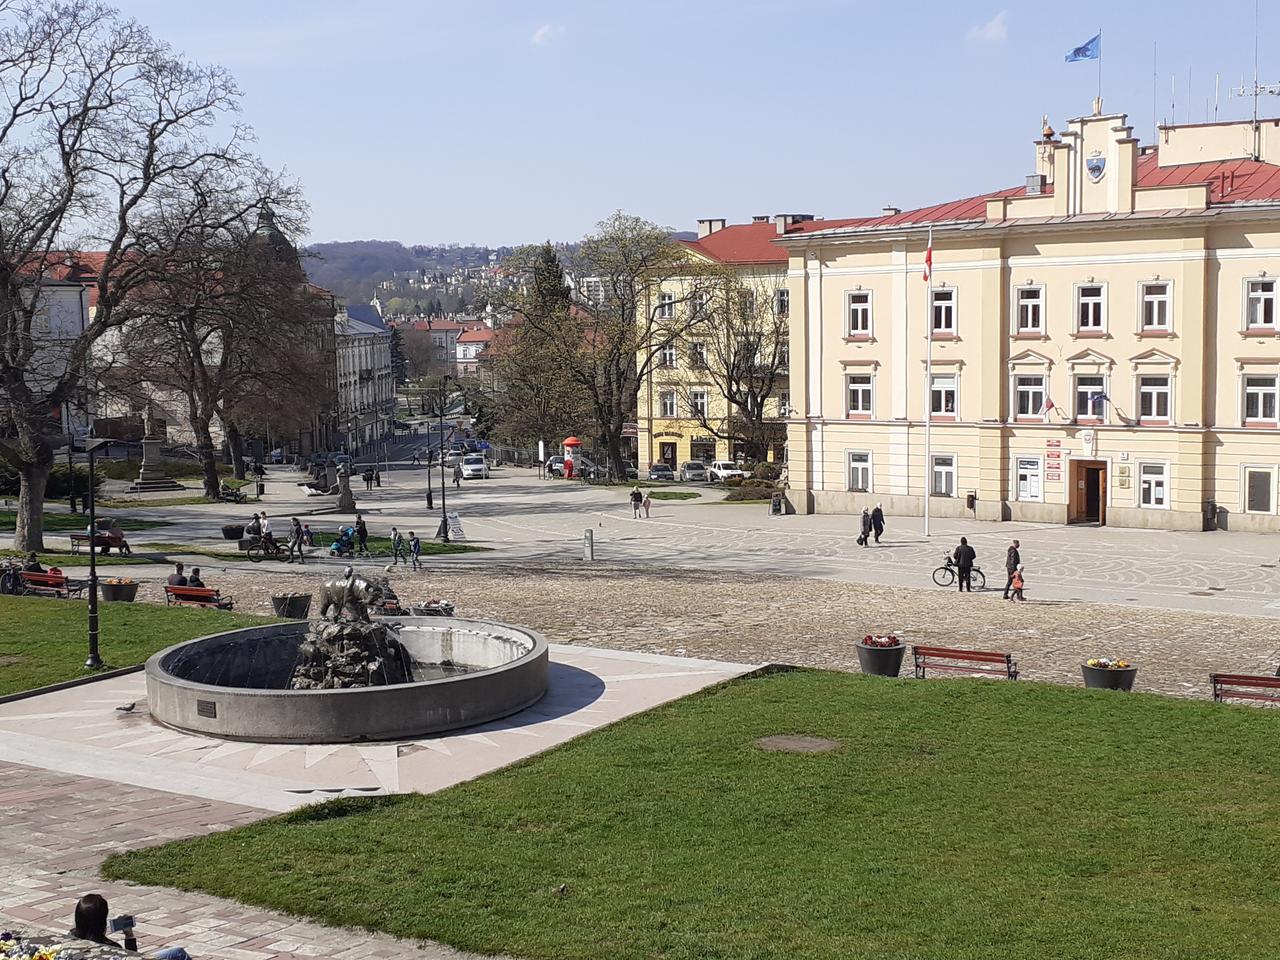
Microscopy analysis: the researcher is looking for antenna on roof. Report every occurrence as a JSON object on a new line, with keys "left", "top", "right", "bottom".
{"left": 1229, "top": 0, "right": 1280, "bottom": 159}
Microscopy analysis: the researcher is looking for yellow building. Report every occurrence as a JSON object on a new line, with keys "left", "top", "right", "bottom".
{"left": 636, "top": 217, "right": 797, "bottom": 470}
{"left": 781, "top": 105, "right": 1280, "bottom": 532}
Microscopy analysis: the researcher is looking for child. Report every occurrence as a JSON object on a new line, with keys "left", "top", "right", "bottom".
{"left": 409, "top": 531, "right": 421, "bottom": 571}
{"left": 1010, "top": 565, "right": 1026, "bottom": 601}
{"left": 642, "top": 491, "right": 652, "bottom": 519}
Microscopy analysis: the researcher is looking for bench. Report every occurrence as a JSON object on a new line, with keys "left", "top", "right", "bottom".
{"left": 68, "top": 532, "right": 130, "bottom": 554}
{"left": 1211, "top": 673, "right": 1280, "bottom": 706}
{"left": 164, "top": 584, "right": 234, "bottom": 610}
{"left": 20, "top": 571, "right": 85, "bottom": 599}
{"left": 912, "top": 644, "right": 1019, "bottom": 681}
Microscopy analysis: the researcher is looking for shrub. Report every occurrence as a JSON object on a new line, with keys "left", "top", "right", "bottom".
{"left": 0, "top": 464, "right": 103, "bottom": 499}
{"left": 743, "top": 477, "right": 778, "bottom": 489}
{"left": 725, "top": 485, "right": 778, "bottom": 502}
{"left": 723, "top": 477, "right": 744, "bottom": 488}
{"left": 752, "top": 461, "right": 783, "bottom": 481}
{"left": 96, "top": 458, "right": 222, "bottom": 481}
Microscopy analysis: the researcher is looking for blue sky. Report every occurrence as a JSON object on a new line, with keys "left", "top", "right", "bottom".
{"left": 113, "top": 0, "right": 1277, "bottom": 245}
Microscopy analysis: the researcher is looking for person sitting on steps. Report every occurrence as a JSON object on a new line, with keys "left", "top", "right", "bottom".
{"left": 70, "top": 892, "right": 192, "bottom": 958}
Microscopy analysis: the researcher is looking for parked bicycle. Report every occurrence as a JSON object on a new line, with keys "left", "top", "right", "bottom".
{"left": 932, "top": 554, "right": 986, "bottom": 589}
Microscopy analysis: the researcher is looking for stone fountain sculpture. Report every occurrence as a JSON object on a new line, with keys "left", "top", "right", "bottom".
{"left": 289, "top": 568, "right": 415, "bottom": 689}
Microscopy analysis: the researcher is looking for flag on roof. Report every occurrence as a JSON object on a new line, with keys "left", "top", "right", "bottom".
{"left": 1065, "top": 33, "right": 1101, "bottom": 62}
{"left": 923, "top": 227, "right": 933, "bottom": 283}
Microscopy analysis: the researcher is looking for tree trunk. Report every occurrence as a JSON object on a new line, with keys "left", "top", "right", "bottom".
{"left": 226, "top": 422, "right": 247, "bottom": 479}
{"left": 192, "top": 414, "right": 220, "bottom": 499}
{"left": 14, "top": 461, "right": 51, "bottom": 553}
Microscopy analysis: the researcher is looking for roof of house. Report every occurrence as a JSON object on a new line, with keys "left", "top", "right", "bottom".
{"left": 680, "top": 222, "right": 789, "bottom": 264}
{"left": 339, "top": 316, "right": 389, "bottom": 338}
{"left": 345, "top": 302, "right": 384, "bottom": 329}
{"left": 457, "top": 328, "right": 493, "bottom": 344}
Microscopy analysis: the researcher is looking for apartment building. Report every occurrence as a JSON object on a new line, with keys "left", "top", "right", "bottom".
{"left": 335, "top": 308, "right": 394, "bottom": 455}
{"left": 782, "top": 105, "right": 1280, "bottom": 532}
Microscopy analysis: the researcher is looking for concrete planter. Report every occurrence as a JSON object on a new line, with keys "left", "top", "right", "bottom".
{"left": 221, "top": 524, "right": 245, "bottom": 540}
{"left": 271, "top": 593, "right": 312, "bottom": 619}
{"left": 855, "top": 642, "right": 906, "bottom": 677}
{"left": 1081, "top": 663, "right": 1138, "bottom": 691}
{"left": 99, "top": 581, "right": 138, "bottom": 603}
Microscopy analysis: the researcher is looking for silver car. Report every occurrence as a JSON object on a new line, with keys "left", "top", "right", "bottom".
{"left": 679, "top": 461, "right": 709, "bottom": 482}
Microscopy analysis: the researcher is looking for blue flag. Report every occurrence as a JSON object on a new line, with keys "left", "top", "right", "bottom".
{"left": 1066, "top": 34, "right": 1101, "bottom": 62}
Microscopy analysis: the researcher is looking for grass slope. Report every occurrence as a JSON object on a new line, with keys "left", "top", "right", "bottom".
{"left": 0, "top": 595, "right": 266, "bottom": 696}
{"left": 0, "top": 510, "right": 168, "bottom": 532}
{"left": 104, "top": 671, "right": 1280, "bottom": 960}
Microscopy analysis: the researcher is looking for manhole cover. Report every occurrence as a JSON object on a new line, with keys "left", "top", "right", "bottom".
{"left": 755, "top": 735, "right": 840, "bottom": 754}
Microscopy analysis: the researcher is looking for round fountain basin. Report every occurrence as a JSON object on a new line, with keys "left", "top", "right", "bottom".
{"left": 144, "top": 617, "right": 549, "bottom": 743}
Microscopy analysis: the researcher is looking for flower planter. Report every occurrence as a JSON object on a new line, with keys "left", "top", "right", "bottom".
{"left": 271, "top": 592, "right": 312, "bottom": 619}
{"left": 1081, "top": 663, "right": 1138, "bottom": 691}
{"left": 99, "top": 581, "right": 138, "bottom": 603}
{"left": 855, "top": 642, "right": 906, "bottom": 677}
{"left": 221, "top": 523, "right": 246, "bottom": 541}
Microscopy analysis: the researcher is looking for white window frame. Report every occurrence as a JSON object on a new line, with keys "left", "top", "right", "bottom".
{"left": 1075, "top": 282, "right": 1107, "bottom": 334}
{"left": 1013, "top": 374, "right": 1047, "bottom": 420}
{"left": 658, "top": 390, "right": 677, "bottom": 418}
{"left": 1015, "top": 286, "right": 1044, "bottom": 335}
{"left": 847, "top": 451, "right": 872, "bottom": 493}
{"left": 1073, "top": 373, "right": 1107, "bottom": 422}
{"left": 689, "top": 342, "right": 707, "bottom": 369}
{"left": 1243, "top": 374, "right": 1279, "bottom": 424}
{"left": 657, "top": 292, "right": 675, "bottom": 320}
{"left": 1014, "top": 455, "right": 1044, "bottom": 503}
{"left": 846, "top": 290, "right": 873, "bottom": 337}
{"left": 1245, "top": 277, "right": 1277, "bottom": 331}
{"left": 689, "top": 390, "right": 708, "bottom": 418}
{"left": 1137, "top": 374, "right": 1172, "bottom": 423}
{"left": 1241, "top": 464, "right": 1277, "bottom": 515}
{"left": 931, "top": 454, "right": 957, "bottom": 497}
{"left": 658, "top": 343, "right": 677, "bottom": 368}
{"left": 845, "top": 373, "right": 874, "bottom": 417}
{"left": 930, "top": 287, "right": 956, "bottom": 335}
{"left": 930, "top": 373, "right": 958, "bottom": 417}
{"left": 778, "top": 390, "right": 790, "bottom": 417}
{"left": 1138, "top": 460, "right": 1170, "bottom": 509}
{"left": 1140, "top": 281, "right": 1172, "bottom": 332}
{"left": 775, "top": 288, "right": 789, "bottom": 318}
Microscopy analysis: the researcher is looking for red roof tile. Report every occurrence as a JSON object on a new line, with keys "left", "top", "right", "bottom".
{"left": 1135, "top": 153, "right": 1280, "bottom": 203}
{"left": 680, "top": 222, "right": 789, "bottom": 264}
{"left": 457, "top": 328, "right": 493, "bottom": 343}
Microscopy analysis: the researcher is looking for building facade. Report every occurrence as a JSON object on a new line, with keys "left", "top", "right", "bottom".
{"left": 782, "top": 106, "right": 1280, "bottom": 532}
{"left": 335, "top": 310, "right": 394, "bottom": 456}
{"left": 456, "top": 326, "right": 493, "bottom": 376}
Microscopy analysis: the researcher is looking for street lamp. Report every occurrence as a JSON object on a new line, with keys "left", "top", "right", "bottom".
{"left": 84, "top": 437, "right": 109, "bottom": 669}
{"left": 438, "top": 374, "right": 454, "bottom": 543}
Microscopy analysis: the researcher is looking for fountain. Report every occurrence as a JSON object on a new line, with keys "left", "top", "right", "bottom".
{"left": 144, "top": 571, "right": 548, "bottom": 743}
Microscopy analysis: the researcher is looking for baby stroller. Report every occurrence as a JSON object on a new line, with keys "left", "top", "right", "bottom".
{"left": 329, "top": 525, "right": 356, "bottom": 557}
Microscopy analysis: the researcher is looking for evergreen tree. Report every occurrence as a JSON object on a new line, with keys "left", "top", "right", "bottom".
{"left": 388, "top": 326, "right": 407, "bottom": 382}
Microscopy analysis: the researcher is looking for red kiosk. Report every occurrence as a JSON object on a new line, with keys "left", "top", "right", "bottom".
{"left": 562, "top": 436, "right": 583, "bottom": 479}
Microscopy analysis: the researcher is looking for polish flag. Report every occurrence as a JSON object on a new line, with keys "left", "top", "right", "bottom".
{"left": 1042, "top": 397, "right": 1057, "bottom": 417}
{"left": 923, "top": 228, "right": 933, "bottom": 283}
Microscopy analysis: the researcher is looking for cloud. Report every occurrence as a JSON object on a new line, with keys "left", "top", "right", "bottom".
{"left": 531, "top": 23, "right": 564, "bottom": 46}
{"left": 966, "top": 11, "right": 1007, "bottom": 43}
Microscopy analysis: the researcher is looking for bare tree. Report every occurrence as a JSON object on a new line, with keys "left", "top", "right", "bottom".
{"left": 0, "top": 0, "right": 258, "bottom": 549}
{"left": 484, "top": 319, "right": 593, "bottom": 447}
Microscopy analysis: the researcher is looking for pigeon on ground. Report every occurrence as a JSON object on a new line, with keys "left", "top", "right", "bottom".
{"left": 115, "top": 702, "right": 135, "bottom": 713}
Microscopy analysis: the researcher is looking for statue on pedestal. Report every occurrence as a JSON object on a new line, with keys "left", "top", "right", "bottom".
{"left": 335, "top": 460, "right": 357, "bottom": 511}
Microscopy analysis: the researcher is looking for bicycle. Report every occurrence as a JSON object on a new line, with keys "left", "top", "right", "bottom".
{"left": 932, "top": 554, "right": 986, "bottom": 589}
{"left": 246, "top": 535, "right": 289, "bottom": 563}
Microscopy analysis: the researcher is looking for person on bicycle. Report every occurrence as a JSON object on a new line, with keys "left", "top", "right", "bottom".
{"left": 953, "top": 537, "right": 977, "bottom": 593}
{"left": 259, "top": 512, "right": 275, "bottom": 549}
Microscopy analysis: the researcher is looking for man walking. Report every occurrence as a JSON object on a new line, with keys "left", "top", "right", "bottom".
{"left": 453, "top": 463, "right": 463, "bottom": 489}
{"left": 953, "top": 536, "right": 977, "bottom": 593}
{"left": 1002, "top": 539, "right": 1021, "bottom": 600}
{"left": 409, "top": 531, "right": 422, "bottom": 571}
{"left": 288, "top": 517, "right": 305, "bottom": 564}
{"left": 870, "top": 503, "right": 885, "bottom": 544}
{"left": 355, "top": 514, "right": 369, "bottom": 558}
{"left": 390, "top": 526, "right": 406, "bottom": 566}
{"left": 858, "top": 507, "right": 872, "bottom": 547}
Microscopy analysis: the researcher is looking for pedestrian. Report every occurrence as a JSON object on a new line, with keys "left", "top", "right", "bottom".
{"left": 643, "top": 491, "right": 652, "bottom": 518}
{"left": 858, "top": 507, "right": 872, "bottom": 547}
{"left": 953, "top": 536, "right": 977, "bottom": 593}
{"left": 453, "top": 463, "right": 462, "bottom": 488}
{"left": 301, "top": 523, "right": 315, "bottom": 546}
{"left": 288, "top": 517, "right": 305, "bottom": 564}
{"left": 409, "top": 531, "right": 421, "bottom": 571}
{"left": 871, "top": 502, "right": 885, "bottom": 544}
{"left": 390, "top": 526, "right": 405, "bottom": 565}
{"left": 363, "top": 468, "right": 374, "bottom": 492}
{"left": 374, "top": 469, "right": 381, "bottom": 488}
{"left": 630, "top": 485, "right": 643, "bottom": 518}
{"left": 1011, "top": 565, "right": 1026, "bottom": 601}
{"left": 1002, "top": 539, "right": 1021, "bottom": 600}
{"left": 355, "top": 514, "right": 369, "bottom": 557}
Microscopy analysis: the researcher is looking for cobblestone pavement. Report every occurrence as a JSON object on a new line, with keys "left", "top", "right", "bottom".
{"left": 0, "top": 763, "right": 495, "bottom": 960}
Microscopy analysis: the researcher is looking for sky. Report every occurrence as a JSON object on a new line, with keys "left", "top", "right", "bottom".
{"left": 112, "top": 0, "right": 1279, "bottom": 246}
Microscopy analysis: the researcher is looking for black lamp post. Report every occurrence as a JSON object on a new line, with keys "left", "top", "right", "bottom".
{"left": 84, "top": 437, "right": 108, "bottom": 669}
{"left": 438, "top": 374, "right": 453, "bottom": 542}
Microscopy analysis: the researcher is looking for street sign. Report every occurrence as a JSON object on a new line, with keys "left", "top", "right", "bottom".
{"left": 446, "top": 512, "right": 465, "bottom": 540}
{"left": 479, "top": 441, "right": 490, "bottom": 450}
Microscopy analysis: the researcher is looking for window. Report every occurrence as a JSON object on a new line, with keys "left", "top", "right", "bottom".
{"left": 690, "top": 391, "right": 708, "bottom": 418}
{"left": 689, "top": 342, "right": 707, "bottom": 368}
{"left": 847, "top": 291, "right": 872, "bottom": 337}
{"left": 1245, "top": 468, "right": 1274, "bottom": 513}
{"left": 846, "top": 374, "right": 873, "bottom": 417}
{"left": 1016, "top": 457, "right": 1042, "bottom": 502}
{"left": 848, "top": 452, "right": 871, "bottom": 492}
{"left": 930, "top": 374, "right": 957, "bottom": 416}
{"left": 931, "top": 455, "right": 956, "bottom": 497}
{"left": 1244, "top": 375, "right": 1279, "bottom": 423}
{"left": 1141, "top": 283, "right": 1171, "bottom": 331}
{"left": 1139, "top": 462, "right": 1168, "bottom": 508}
{"left": 930, "top": 288, "right": 955, "bottom": 335}
{"left": 1077, "top": 284, "right": 1105, "bottom": 332}
{"left": 659, "top": 391, "right": 676, "bottom": 418}
{"left": 1016, "top": 287, "right": 1043, "bottom": 334}
{"left": 1247, "top": 279, "right": 1276, "bottom": 329}
{"left": 1014, "top": 375, "right": 1046, "bottom": 419}
{"left": 778, "top": 343, "right": 789, "bottom": 368}
{"left": 656, "top": 292, "right": 675, "bottom": 319}
{"left": 775, "top": 288, "right": 789, "bottom": 318}
{"left": 1074, "top": 375, "right": 1106, "bottom": 420}
{"left": 658, "top": 343, "right": 677, "bottom": 367}
{"left": 778, "top": 391, "right": 790, "bottom": 416}
{"left": 1138, "top": 375, "right": 1171, "bottom": 422}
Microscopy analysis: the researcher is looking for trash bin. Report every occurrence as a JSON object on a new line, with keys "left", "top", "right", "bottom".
{"left": 1203, "top": 499, "right": 1217, "bottom": 531}
{"left": 256, "top": 480, "right": 265, "bottom": 497}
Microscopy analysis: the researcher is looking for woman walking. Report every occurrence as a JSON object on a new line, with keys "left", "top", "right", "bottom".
{"left": 630, "top": 486, "right": 644, "bottom": 519}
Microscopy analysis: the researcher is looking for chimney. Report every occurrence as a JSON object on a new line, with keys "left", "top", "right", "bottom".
{"left": 1025, "top": 174, "right": 1046, "bottom": 196}
{"left": 881, "top": 206, "right": 901, "bottom": 216}
{"left": 752, "top": 215, "right": 771, "bottom": 223}
{"left": 697, "top": 218, "right": 727, "bottom": 239}
{"left": 775, "top": 213, "right": 816, "bottom": 235}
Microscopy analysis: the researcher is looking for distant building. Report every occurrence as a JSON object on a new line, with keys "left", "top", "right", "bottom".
{"left": 335, "top": 308, "right": 394, "bottom": 456}
{"left": 456, "top": 327, "right": 494, "bottom": 377}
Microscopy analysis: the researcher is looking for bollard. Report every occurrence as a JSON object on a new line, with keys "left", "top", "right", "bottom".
{"left": 583, "top": 528, "right": 594, "bottom": 562}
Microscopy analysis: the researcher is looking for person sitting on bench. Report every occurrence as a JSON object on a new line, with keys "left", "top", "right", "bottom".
{"left": 166, "top": 562, "right": 188, "bottom": 587}
{"left": 107, "top": 520, "right": 132, "bottom": 555}
{"left": 186, "top": 567, "right": 205, "bottom": 588}
{"left": 22, "top": 552, "right": 44, "bottom": 573}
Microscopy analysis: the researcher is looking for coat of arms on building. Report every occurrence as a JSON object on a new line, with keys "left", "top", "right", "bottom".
{"left": 1086, "top": 151, "right": 1106, "bottom": 182}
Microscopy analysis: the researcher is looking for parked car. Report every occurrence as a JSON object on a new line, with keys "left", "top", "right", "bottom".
{"left": 647, "top": 462, "right": 675, "bottom": 481}
{"left": 707, "top": 460, "right": 750, "bottom": 482}
{"left": 624, "top": 461, "right": 639, "bottom": 480}
{"left": 679, "top": 461, "right": 709, "bottom": 482}
{"left": 546, "top": 455, "right": 566, "bottom": 477}
{"left": 461, "top": 453, "right": 490, "bottom": 479}
{"left": 444, "top": 451, "right": 464, "bottom": 468}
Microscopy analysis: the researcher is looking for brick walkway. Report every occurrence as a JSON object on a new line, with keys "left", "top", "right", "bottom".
{"left": 0, "top": 762, "right": 489, "bottom": 960}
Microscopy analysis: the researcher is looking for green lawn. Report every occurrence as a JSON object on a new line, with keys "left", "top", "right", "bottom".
{"left": 646, "top": 490, "right": 700, "bottom": 501}
{"left": 0, "top": 595, "right": 266, "bottom": 696}
{"left": 103, "top": 671, "right": 1280, "bottom": 960}
{"left": 1, "top": 550, "right": 160, "bottom": 567}
{"left": 0, "top": 510, "right": 169, "bottom": 532}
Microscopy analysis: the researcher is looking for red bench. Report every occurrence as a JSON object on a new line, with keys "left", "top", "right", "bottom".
{"left": 912, "top": 644, "right": 1019, "bottom": 681}
{"left": 164, "top": 584, "right": 234, "bottom": 610}
{"left": 20, "top": 571, "right": 85, "bottom": 599}
{"left": 1211, "top": 673, "right": 1280, "bottom": 706}
{"left": 68, "top": 532, "right": 131, "bottom": 555}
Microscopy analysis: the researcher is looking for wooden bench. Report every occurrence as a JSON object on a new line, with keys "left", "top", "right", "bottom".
{"left": 1211, "top": 673, "right": 1280, "bottom": 706}
{"left": 20, "top": 571, "right": 85, "bottom": 599}
{"left": 68, "top": 532, "right": 130, "bottom": 554}
{"left": 912, "top": 644, "right": 1019, "bottom": 681}
{"left": 164, "top": 584, "right": 234, "bottom": 610}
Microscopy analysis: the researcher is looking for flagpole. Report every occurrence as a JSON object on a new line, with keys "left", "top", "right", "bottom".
{"left": 1097, "top": 27, "right": 1103, "bottom": 103}
{"left": 923, "top": 226, "right": 933, "bottom": 539}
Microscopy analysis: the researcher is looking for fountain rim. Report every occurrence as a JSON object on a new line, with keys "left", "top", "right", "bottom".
{"left": 144, "top": 615, "right": 550, "bottom": 698}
